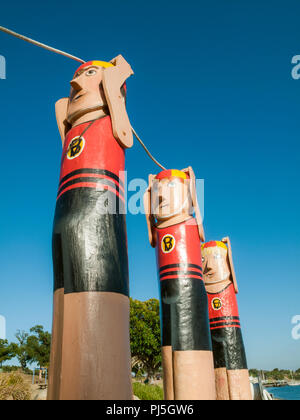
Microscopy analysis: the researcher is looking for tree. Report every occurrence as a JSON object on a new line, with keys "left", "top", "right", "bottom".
{"left": 13, "top": 330, "right": 31, "bottom": 371}
{"left": 26, "top": 325, "right": 51, "bottom": 368}
{"left": 0, "top": 339, "right": 16, "bottom": 367}
{"left": 130, "top": 298, "right": 161, "bottom": 382}
{"left": 269, "top": 369, "right": 284, "bottom": 381}
{"left": 249, "top": 369, "right": 259, "bottom": 377}
{"left": 12, "top": 326, "right": 51, "bottom": 372}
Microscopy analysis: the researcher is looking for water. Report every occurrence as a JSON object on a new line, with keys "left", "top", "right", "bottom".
{"left": 267, "top": 385, "right": 300, "bottom": 401}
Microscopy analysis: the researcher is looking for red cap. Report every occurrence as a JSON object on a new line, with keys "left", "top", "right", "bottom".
{"left": 155, "top": 169, "right": 190, "bottom": 180}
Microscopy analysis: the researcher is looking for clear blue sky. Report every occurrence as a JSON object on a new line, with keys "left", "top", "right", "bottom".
{"left": 0, "top": 0, "right": 299, "bottom": 370}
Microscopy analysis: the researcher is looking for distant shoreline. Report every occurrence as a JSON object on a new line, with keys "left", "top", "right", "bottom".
{"left": 265, "top": 382, "right": 300, "bottom": 388}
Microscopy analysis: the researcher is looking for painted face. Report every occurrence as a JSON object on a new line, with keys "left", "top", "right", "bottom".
{"left": 67, "top": 65, "right": 107, "bottom": 123}
{"left": 151, "top": 177, "right": 191, "bottom": 221}
{"left": 202, "top": 245, "right": 231, "bottom": 285}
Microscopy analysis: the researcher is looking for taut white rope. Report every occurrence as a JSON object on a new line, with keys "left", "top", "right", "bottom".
{"left": 0, "top": 25, "right": 85, "bottom": 63}
{"left": 131, "top": 126, "right": 166, "bottom": 170}
{"left": 0, "top": 25, "right": 167, "bottom": 170}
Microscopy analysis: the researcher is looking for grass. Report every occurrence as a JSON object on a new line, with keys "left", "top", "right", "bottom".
{"left": 133, "top": 382, "right": 164, "bottom": 400}
{"left": 0, "top": 372, "right": 31, "bottom": 400}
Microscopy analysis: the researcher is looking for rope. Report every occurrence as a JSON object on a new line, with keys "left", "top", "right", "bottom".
{"left": 0, "top": 25, "right": 167, "bottom": 171}
{"left": 0, "top": 26, "right": 85, "bottom": 64}
{"left": 131, "top": 126, "right": 166, "bottom": 171}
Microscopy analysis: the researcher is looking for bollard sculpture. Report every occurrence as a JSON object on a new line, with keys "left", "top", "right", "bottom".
{"left": 144, "top": 168, "right": 215, "bottom": 400}
{"left": 48, "top": 56, "right": 134, "bottom": 400}
{"left": 201, "top": 237, "right": 252, "bottom": 400}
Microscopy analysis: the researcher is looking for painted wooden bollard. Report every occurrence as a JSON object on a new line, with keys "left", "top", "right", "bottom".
{"left": 201, "top": 237, "right": 252, "bottom": 400}
{"left": 48, "top": 56, "right": 134, "bottom": 400}
{"left": 144, "top": 168, "right": 215, "bottom": 400}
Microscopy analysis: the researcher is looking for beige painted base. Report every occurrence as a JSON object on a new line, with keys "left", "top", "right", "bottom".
{"left": 47, "top": 288, "right": 64, "bottom": 400}
{"left": 227, "top": 369, "right": 252, "bottom": 400}
{"left": 162, "top": 346, "right": 174, "bottom": 400}
{"left": 48, "top": 291, "right": 133, "bottom": 400}
{"left": 173, "top": 351, "right": 216, "bottom": 400}
{"left": 215, "top": 368, "right": 230, "bottom": 400}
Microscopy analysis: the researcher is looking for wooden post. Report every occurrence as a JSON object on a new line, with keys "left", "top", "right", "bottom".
{"left": 201, "top": 238, "right": 252, "bottom": 400}
{"left": 48, "top": 57, "right": 134, "bottom": 400}
{"left": 144, "top": 168, "right": 215, "bottom": 400}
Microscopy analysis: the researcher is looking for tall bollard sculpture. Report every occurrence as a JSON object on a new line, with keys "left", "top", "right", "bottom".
{"left": 48, "top": 56, "right": 134, "bottom": 400}
{"left": 144, "top": 168, "right": 215, "bottom": 400}
{"left": 201, "top": 237, "right": 252, "bottom": 400}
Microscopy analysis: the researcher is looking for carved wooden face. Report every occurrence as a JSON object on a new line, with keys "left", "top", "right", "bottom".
{"left": 202, "top": 245, "right": 231, "bottom": 285}
{"left": 67, "top": 65, "right": 107, "bottom": 124}
{"left": 151, "top": 177, "right": 192, "bottom": 221}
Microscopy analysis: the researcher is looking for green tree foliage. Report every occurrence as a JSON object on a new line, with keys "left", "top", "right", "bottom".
{"left": 249, "top": 369, "right": 259, "bottom": 377}
{"left": 250, "top": 368, "right": 300, "bottom": 381}
{"left": 13, "top": 326, "right": 51, "bottom": 371}
{"left": 13, "top": 331, "right": 31, "bottom": 371}
{"left": 130, "top": 298, "right": 161, "bottom": 381}
{"left": 0, "top": 340, "right": 15, "bottom": 367}
{"left": 26, "top": 325, "right": 51, "bottom": 368}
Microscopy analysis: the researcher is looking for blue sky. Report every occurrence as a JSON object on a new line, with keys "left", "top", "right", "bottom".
{"left": 0, "top": 0, "right": 299, "bottom": 370}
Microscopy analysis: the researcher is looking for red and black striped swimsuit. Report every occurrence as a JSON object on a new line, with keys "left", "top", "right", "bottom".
{"left": 52, "top": 116, "right": 129, "bottom": 297}
{"left": 57, "top": 116, "right": 125, "bottom": 203}
{"left": 207, "top": 283, "right": 240, "bottom": 331}
{"left": 207, "top": 283, "right": 247, "bottom": 370}
{"left": 155, "top": 218, "right": 212, "bottom": 351}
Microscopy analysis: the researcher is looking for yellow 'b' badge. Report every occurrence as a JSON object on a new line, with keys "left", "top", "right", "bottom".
{"left": 212, "top": 298, "right": 222, "bottom": 311}
{"left": 67, "top": 136, "right": 85, "bottom": 160}
{"left": 161, "top": 234, "right": 176, "bottom": 254}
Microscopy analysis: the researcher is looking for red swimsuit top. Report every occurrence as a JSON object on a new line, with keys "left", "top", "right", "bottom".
{"left": 57, "top": 116, "right": 125, "bottom": 202}
{"left": 155, "top": 218, "right": 203, "bottom": 283}
{"left": 207, "top": 283, "right": 241, "bottom": 330}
